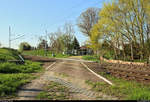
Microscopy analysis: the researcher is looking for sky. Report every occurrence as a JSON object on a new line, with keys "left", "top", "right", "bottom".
{"left": 0, "top": 0, "right": 110, "bottom": 49}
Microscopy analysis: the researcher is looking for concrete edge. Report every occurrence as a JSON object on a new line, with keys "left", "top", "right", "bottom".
{"left": 81, "top": 62, "right": 114, "bottom": 86}
{"left": 46, "top": 62, "right": 56, "bottom": 70}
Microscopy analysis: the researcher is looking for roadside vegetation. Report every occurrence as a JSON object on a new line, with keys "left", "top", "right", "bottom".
{"left": 36, "top": 81, "right": 71, "bottom": 100}
{"left": 77, "top": 0, "right": 150, "bottom": 64}
{"left": 0, "top": 61, "right": 42, "bottom": 73}
{"left": 0, "top": 73, "right": 33, "bottom": 98}
{"left": 85, "top": 72, "right": 150, "bottom": 100}
{"left": 0, "top": 48, "right": 21, "bottom": 61}
{"left": 0, "top": 48, "right": 42, "bottom": 98}
{"left": 82, "top": 55, "right": 99, "bottom": 62}
{"left": 22, "top": 49, "right": 70, "bottom": 58}
{"left": 20, "top": 22, "right": 81, "bottom": 58}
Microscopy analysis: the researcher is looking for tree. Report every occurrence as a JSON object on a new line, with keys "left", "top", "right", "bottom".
{"left": 48, "top": 23, "right": 75, "bottom": 54}
{"left": 72, "top": 37, "right": 80, "bottom": 50}
{"left": 77, "top": 7, "right": 100, "bottom": 37}
{"left": 63, "top": 22, "right": 75, "bottom": 52}
{"left": 19, "top": 42, "right": 31, "bottom": 52}
{"left": 90, "top": 0, "right": 150, "bottom": 61}
{"left": 37, "top": 36, "right": 48, "bottom": 49}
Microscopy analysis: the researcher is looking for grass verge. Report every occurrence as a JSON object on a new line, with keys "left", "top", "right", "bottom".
{"left": 0, "top": 73, "right": 34, "bottom": 98}
{"left": 82, "top": 55, "right": 99, "bottom": 62}
{"left": 0, "top": 48, "right": 21, "bottom": 62}
{"left": 36, "top": 81, "right": 71, "bottom": 100}
{"left": 85, "top": 72, "right": 150, "bottom": 100}
{"left": 0, "top": 48, "right": 44, "bottom": 98}
{"left": 0, "top": 61, "right": 42, "bottom": 73}
{"left": 23, "top": 50, "right": 70, "bottom": 58}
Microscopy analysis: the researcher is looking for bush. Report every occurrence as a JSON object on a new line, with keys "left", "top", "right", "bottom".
{"left": 82, "top": 55, "right": 99, "bottom": 62}
{"left": 0, "top": 61, "right": 42, "bottom": 73}
{"left": 0, "top": 73, "right": 32, "bottom": 96}
{"left": 19, "top": 42, "right": 31, "bottom": 52}
{"left": 103, "top": 51, "right": 114, "bottom": 60}
{"left": 0, "top": 63, "right": 21, "bottom": 73}
{"left": 0, "top": 48, "right": 20, "bottom": 62}
{"left": 23, "top": 50, "right": 70, "bottom": 58}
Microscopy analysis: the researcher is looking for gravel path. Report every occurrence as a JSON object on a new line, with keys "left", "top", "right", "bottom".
{"left": 44, "top": 76, "right": 115, "bottom": 100}
{"left": 15, "top": 59, "right": 117, "bottom": 100}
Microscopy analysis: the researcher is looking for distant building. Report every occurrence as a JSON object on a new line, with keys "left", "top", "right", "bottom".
{"left": 78, "top": 46, "right": 93, "bottom": 55}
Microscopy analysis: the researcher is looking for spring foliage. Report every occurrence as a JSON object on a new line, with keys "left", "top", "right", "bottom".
{"left": 90, "top": 0, "right": 150, "bottom": 60}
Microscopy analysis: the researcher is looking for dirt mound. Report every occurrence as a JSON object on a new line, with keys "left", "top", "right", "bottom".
{"left": 84, "top": 62, "right": 150, "bottom": 84}
{"left": 100, "top": 57, "right": 146, "bottom": 66}
{"left": 23, "top": 55, "right": 56, "bottom": 62}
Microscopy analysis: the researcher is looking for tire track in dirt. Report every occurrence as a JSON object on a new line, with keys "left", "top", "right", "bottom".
{"left": 15, "top": 58, "right": 117, "bottom": 100}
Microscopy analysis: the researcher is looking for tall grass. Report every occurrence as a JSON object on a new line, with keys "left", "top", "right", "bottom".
{"left": 82, "top": 55, "right": 99, "bottom": 62}
{"left": 23, "top": 50, "right": 70, "bottom": 58}
{"left": 0, "top": 61, "right": 42, "bottom": 73}
{"left": 0, "top": 73, "right": 32, "bottom": 97}
{"left": 0, "top": 48, "right": 43, "bottom": 98}
{"left": 0, "top": 48, "right": 21, "bottom": 61}
{"left": 86, "top": 72, "right": 150, "bottom": 100}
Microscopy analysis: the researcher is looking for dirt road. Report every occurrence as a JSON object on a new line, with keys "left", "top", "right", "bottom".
{"left": 16, "top": 57, "right": 116, "bottom": 100}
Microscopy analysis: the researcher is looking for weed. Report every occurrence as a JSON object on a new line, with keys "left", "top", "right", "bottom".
{"left": 85, "top": 72, "right": 150, "bottom": 100}
{"left": 37, "top": 81, "right": 70, "bottom": 100}
{"left": 0, "top": 61, "right": 42, "bottom": 73}
{"left": 23, "top": 50, "right": 70, "bottom": 58}
{"left": 82, "top": 55, "right": 99, "bottom": 62}
{"left": 0, "top": 73, "right": 32, "bottom": 97}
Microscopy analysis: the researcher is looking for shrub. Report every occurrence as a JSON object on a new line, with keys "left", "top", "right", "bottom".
{"left": 0, "top": 48, "right": 21, "bottom": 62}
{"left": 0, "top": 61, "right": 42, "bottom": 73}
{"left": 19, "top": 42, "right": 31, "bottom": 52}
{"left": 0, "top": 73, "right": 31, "bottom": 96}
{"left": 0, "top": 63, "right": 21, "bottom": 73}
{"left": 82, "top": 55, "right": 99, "bottom": 62}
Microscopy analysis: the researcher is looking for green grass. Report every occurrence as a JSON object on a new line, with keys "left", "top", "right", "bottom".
{"left": 0, "top": 61, "right": 42, "bottom": 98}
{"left": 82, "top": 55, "right": 99, "bottom": 62}
{"left": 0, "top": 73, "right": 33, "bottom": 97}
{"left": 36, "top": 81, "right": 70, "bottom": 100}
{"left": 55, "top": 53, "right": 70, "bottom": 58}
{"left": 0, "top": 48, "right": 21, "bottom": 62}
{"left": 85, "top": 72, "right": 150, "bottom": 100}
{"left": 0, "top": 61, "right": 42, "bottom": 73}
{"left": 23, "top": 50, "right": 70, "bottom": 58}
{"left": 23, "top": 49, "right": 49, "bottom": 56}
{"left": 0, "top": 48, "right": 43, "bottom": 98}
{"left": 56, "top": 73, "right": 69, "bottom": 78}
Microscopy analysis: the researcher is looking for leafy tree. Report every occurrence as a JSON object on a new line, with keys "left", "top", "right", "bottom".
{"left": 72, "top": 37, "right": 80, "bottom": 50}
{"left": 48, "top": 23, "right": 75, "bottom": 54}
{"left": 19, "top": 42, "right": 31, "bottom": 52}
{"left": 90, "top": 0, "right": 150, "bottom": 61}
{"left": 37, "top": 36, "right": 48, "bottom": 50}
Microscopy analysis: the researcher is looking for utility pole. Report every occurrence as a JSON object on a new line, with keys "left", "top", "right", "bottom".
{"left": 9, "top": 26, "right": 11, "bottom": 48}
{"left": 8, "top": 26, "right": 25, "bottom": 49}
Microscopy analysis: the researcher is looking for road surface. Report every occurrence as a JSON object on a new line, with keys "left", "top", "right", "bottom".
{"left": 15, "top": 57, "right": 117, "bottom": 100}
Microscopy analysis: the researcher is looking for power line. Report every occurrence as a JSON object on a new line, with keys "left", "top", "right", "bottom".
{"left": 8, "top": 26, "right": 25, "bottom": 48}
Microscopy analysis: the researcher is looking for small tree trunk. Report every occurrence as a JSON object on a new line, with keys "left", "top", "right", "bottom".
{"left": 123, "top": 50, "right": 126, "bottom": 61}
{"left": 113, "top": 47, "right": 117, "bottom": 60}
{"left": 149, "top": 55, "right": 150, "bottom": 65}
{"left": 130, "top": 42, "right": 134, "bottom": 61}
{"left": 121, "top": 40, "right": 126, "bottom": 60}
{"left": 147, "top": 55, "right": 150, "bottom": 65}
